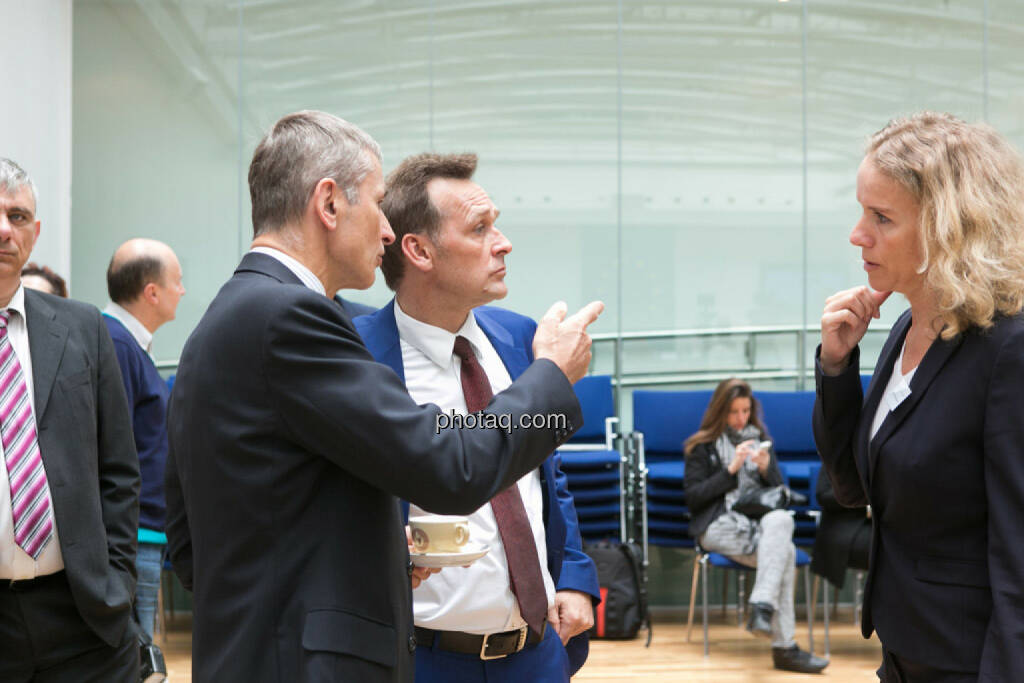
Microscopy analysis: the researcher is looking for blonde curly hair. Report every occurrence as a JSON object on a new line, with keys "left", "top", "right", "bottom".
{"left": 866, "top": 111, "right": 1024, "bottom": 339}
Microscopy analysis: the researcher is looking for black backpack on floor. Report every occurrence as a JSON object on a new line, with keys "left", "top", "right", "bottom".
{"left": 583, "top": 541, "right": 652, "bottom": 645}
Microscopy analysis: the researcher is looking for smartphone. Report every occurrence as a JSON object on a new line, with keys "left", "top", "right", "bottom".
{"left": 759, "top": 440, "right": 772, "bottom": 451}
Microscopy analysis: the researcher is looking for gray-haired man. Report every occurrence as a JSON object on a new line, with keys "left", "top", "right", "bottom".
{"left": 0, "top": 158, "right": 140, "bottom": 681}
{"left": 164, "top": 111, "right": 603, "bottom": 682}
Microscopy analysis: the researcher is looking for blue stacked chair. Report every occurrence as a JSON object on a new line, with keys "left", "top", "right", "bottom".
{"left": 632, "top": 388, "right": 816, "bottom": 656}
{"left": 632, "top": 390, "right": 711, "bottom": 549}
{"left": 557, "top": 375, "right": 624, "bottom": 543}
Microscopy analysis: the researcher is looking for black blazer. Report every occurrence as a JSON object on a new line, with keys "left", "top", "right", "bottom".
{"left": 25, "top": 290, "right": 140, "bottom": 646}
{"left": 813, "top": 309, "right": 1024, "bottom": 678}
{"left": 164, "top": 254, "right": 582, "bottom": 683}
{"left": 682, "top": 438, "right": 783, "bottom": 540}
{"left": 809, "top": 466, "right": 869, "bottom": 589}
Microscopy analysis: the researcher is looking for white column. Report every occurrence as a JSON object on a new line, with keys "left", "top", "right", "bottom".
{"left": 0, "top": 0, "right": 73, "bottom": 288}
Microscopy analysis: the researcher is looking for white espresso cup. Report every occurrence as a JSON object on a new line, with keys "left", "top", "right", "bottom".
{"left": 409, "top": 515, "right": 470, "bottom": 553}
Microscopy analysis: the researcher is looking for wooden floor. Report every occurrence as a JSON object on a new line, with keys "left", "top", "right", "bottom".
{"left": 161, "top": 610, "right": 882, "bottom": 681}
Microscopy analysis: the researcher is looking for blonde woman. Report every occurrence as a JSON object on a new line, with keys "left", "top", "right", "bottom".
{"left": 814, "top": 112, "right": 1024, "bottom": 681}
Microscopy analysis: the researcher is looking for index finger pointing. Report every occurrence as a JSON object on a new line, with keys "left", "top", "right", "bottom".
{"left": 565, "top": 300, "right": 605, "bottom": 328}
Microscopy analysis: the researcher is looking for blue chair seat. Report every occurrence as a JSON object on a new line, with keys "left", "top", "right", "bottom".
{"left": 647, "top": 517, "right": 688, "bottom": 534}
{"left": 647, "top": 500, "right": 688, "bottom": 517}
{"left": 575, "top": 502, "right": 620, "bottom": 519}
{"left": 646, "top": 484, "right": 685, "bottom": 503}
{"left": 570, "top": 485, "right": 620, "bottom": 504}
{"left": 563, "top": 469, "right": 620, "bottom": 486}
{"left": 559, "top": 450, "right": 621, "bottom": 469}
{"left": 646, "top": 461, "right": 684, "bottom": 485}
{"left": 579, "top": 519, "right": 620, "bottom": 535}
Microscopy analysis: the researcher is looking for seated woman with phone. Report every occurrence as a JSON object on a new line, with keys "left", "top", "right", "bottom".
{"left": 683, "top": 378, "right": 828, "bottom": 674}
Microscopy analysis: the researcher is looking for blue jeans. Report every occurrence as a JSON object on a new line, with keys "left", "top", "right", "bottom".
{"left": 135, "top": 543, "right": 164, "bottom": 638}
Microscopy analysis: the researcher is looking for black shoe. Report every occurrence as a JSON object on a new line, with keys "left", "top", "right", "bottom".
{"left": 772, "top": 645, "right": 830, "bottom": 674}
{"left": 746, "top": 601, "right": 774, "bottom": 638}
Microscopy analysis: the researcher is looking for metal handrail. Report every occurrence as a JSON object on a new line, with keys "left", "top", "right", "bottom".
{"left": 590, "top": 324, "right": 891, "bottom": 392}
{"left": 155, "top": 323, "right": 891, "bottom": 389}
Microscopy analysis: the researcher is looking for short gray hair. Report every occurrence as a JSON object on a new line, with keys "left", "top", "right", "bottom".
{"left": 0, "top": 158, "right": 38, "bottom": 208}
{"left": 248, "top": 111, "right": 381, "bottom": 237}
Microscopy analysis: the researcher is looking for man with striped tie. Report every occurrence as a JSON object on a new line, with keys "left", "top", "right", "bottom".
{"left": 0, "top": 158, "right": 141, "bottom": 682}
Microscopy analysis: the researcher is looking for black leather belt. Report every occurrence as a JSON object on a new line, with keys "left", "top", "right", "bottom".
{"left": 3, "top": 570, "right": 65, "bottom": 592}
{"left": 415, "top": 623, "right": 545, "bottom": 660}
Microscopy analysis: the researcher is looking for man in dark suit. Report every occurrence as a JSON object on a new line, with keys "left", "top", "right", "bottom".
{"left": 0, "top": 158, "right": 140, "bottom": 681}
{"left": 164, "top": 111, "right": 603, "bottom": 682}
{"left": 355, "top": 152, "right": 600, "bottom": 682}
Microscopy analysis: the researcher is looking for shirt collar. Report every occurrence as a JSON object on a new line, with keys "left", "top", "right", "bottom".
{"left": 103, "top": 302, "right": 153, "bottom": 352}
{"left": 393, "top": 300, "right": 491, "bottom": 369}
{"left": 250, "top": 246, "right": 326, "bottom": 296}
{"left": 4, "top": 284, "right": 27, "bottom": 323}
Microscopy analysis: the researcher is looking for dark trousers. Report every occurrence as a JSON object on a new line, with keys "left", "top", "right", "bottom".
{"left": 415, "top": 624, "right": 570, "bottom": 683}
{"left": 878, "top": 649, "right": 977, "bottom": 683}
{"left": 0, "top": 571, "right": 138, "bottom": 683}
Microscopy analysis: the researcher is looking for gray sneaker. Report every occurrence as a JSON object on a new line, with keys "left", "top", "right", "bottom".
{"left": 772, "top": 645, "right": 829, "bottom": 674}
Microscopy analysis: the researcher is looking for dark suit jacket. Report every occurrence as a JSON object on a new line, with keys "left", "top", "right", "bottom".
{"left": 354, "top": 300, "right": 601, "bottom": 674}
{"left": 682, "top": 438, "right": 783, "bottom": 540}
{"left": 24, "top": 289, "right": 139, "bottom": 646}
{"left": 809, "top": 465, "right": 870, "bottom": 589}
{"left": 813, "top": 309, "right": 1024, "bottom": 677}
{"left": 164, "top": 253, "right": 582, "bottom": 683}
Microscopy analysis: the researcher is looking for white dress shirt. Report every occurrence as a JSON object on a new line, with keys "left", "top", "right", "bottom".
{"left": 870, "top": 338, "right": 918, "bottom": 440}
{"left": 103, "top": 302, "right": 153, "bottom": 355}
{"left": 0, "top": 285, "right": 65, "bottom": 579}
{"left": 396, "top": 301, "right": 556, "bottom": 634}
{"left": 250, "top": 247, "right": 326, "bottom": 296}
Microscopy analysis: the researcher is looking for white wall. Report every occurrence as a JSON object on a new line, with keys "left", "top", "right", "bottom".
{"left": 0, "top": 0, "right": 72, "bottom": 286}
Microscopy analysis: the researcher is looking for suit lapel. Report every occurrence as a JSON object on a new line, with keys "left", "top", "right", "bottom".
{"left": 475, "top": 309, "right": 531, "bottom": 381}
{"left": 355, "top": 299, "right": 405, "bottom": 382}
{"left": 24, "top": 291, "right": 69, "bottom": 422}
{"left": 867, "top": 317, "right": 963, "bottom": 475}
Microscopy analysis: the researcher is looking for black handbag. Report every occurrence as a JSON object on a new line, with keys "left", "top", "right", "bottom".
{"left": 732, "top": 485, "right": 807, "bottom": 519}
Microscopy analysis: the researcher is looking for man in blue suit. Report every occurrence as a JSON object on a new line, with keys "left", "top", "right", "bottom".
{"left": 355, "top": 153, "right": 599, "bottom": 682}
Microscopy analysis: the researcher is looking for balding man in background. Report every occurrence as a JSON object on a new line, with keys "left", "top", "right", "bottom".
{"left": 103, "top": 238, "right": 185, "bottom": 638}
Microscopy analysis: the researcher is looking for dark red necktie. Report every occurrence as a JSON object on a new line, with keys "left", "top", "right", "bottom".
{"left": 453, "top": 335, "right": 547, "bottom": 638}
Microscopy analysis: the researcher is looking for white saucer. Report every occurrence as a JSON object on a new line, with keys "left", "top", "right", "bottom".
{"left": 411, "top": 542, "right": 490, "bottom": 568}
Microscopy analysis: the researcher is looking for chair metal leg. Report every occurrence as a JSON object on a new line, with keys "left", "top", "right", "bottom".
{"left": 737, "top": 572, "right": 746, "bottom": 627}
{"left": 686, "top": 553, "right": 701, "bottom": 642}
{"left": 721, "top": 572, "right": 728, "bottom": 619}
{"left": 823, "top": 577, "right": 831, "bottom": 659}
{"left": 810, "top": 575, "right": 819, "bottom": 652}
{"left": 854, "top": 570, "right": 865, "bottom": 625}
{"left": 803, "top": 566, "right": 813, "bottom": 652}
{"left": 702, "top": 555, "right": 710, "bottom": 657}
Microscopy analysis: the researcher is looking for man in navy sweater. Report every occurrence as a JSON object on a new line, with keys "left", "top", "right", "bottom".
{"left": 103, "top": 238, "right": 185, "bottom": 637}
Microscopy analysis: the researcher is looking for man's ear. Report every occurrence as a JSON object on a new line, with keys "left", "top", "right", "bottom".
{"left": 401, "top": 232, "right": 436, "bottom": 274}
{"left": 142, "top": 281, "right": 160, "bottom": 305}
{"left": 312, "top": 178, "right": 343, "bottom": 231}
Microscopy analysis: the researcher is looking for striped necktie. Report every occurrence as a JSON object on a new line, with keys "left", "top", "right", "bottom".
{"left": 0, "top": 310, "right": 53, "bottom": 559}
{"left": 453, "top": 335, "right": 548, "bottom": 639}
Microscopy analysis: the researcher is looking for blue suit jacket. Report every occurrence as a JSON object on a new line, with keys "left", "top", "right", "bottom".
{"left": 355, "top": 300, "right": 600, "bottom": 674}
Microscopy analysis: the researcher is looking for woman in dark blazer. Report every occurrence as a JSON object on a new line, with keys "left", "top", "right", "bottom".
{"left": 809, "top": 465, "right": 870, "bottom": 590}
{"left": 813, "top": 111, "right": 1024, "bottom": 682}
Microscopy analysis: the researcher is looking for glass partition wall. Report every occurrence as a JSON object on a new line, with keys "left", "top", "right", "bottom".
{"left": 73, "top": 0, "right": 1024, "bottom": 393}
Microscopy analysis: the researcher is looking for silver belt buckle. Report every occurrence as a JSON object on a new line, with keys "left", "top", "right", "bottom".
{"left": 479, "top": 625, "right": 527, "bottom": 660}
